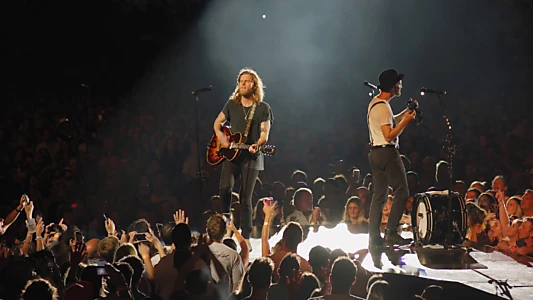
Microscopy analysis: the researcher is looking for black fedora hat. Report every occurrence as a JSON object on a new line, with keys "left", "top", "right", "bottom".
{"left": 378, "top": 69, "right": 404, "bottom": 91}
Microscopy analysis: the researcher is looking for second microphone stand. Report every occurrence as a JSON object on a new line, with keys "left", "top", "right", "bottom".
{"left": 192, "top": 89, "right": 206, "bottom": 206}
{"left": 437, "top": 94, "right": 458, "bottom": 250}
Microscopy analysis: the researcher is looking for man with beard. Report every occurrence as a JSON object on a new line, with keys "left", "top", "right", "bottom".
{"left": 213, "top": 68, "right": 273, "bottom": 250}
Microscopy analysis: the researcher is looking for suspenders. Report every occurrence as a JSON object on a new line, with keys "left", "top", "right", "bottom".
{"left": 367, "top": 101, "right": 397, "bottom": 148}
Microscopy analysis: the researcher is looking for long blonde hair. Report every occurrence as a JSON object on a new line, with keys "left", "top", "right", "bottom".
{"left": 229, "top": 68, "right": 265, "bottom": 104}
{"left": 343, "top": 196, "right": 365, "bottom": 224}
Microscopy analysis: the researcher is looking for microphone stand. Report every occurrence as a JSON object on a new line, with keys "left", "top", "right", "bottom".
{"left": 192, "top": 89, "right": 206, "bottom": 205}
{"left": 472, "top": 269, "right": 514, "bottom": 300}
{"left": 364, "top": 81, "right": 378, "bottom": 98}
{"left": 437, "top": 94, "right": 457, "bottom": 250}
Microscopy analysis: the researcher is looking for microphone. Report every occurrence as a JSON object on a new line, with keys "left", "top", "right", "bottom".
{"left": 192, "top": 85, "right": 212, "bottom": 95}
{"left": 364, "top": 81, "right": 378, "bottom": 90}
{"left": 420, "top": 87, "right": 446, "bottom": 96}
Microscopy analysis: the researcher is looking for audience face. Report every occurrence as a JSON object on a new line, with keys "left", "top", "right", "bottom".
{"left": 465, "top": 190, "right": 478, "bottom": 202}
{"left": 296, "top": 191, "right": 313, "bottom": 212}
{"left": 488, "top": 219, "right": 502, "bottom": 240}
{"left": 492, "top": 177, "right": 506, "bottom": 193}
{"left": 517, "top": 220, "right": 533, "bottom": 240}
{"left": 522, "top": 192, "right": 533, "bottom": 213}
{"left": 356, "top": 188, "right": 370, "bottom": 206}
{"left": 506, "top": 199, "right": 521, "bottom": 216}
{"left": 506, "top": 220, "right": 522, "bottom": 238}
{"left": 347, "top": 202, "right": 360, "bottom": 220}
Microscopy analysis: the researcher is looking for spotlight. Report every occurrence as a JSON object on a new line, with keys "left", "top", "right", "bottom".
{"left": 262, "top": 14, "right": 266, "bottom": 19}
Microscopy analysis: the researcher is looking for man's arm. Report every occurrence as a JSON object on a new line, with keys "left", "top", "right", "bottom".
{"left": 213, "top": 112, "right": 227, "bottom": 137}
{"left": 381, "top": 110, "right": 416, "bottom": 143}
{"left": 393, "top": 108, "right": 409, "bottom": 125}
{"left": 2, "top": 196, "right": 26, "bottom": 232}
{"left": 257, "top": 121, "right": 271, "bottom": 145}
{"left": 213, "top": 112, "right": 229, "bottom": 147}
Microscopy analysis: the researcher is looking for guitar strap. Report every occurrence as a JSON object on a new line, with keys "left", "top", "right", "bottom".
{"left": 242, "top": 102, "right": 256, "bottom": 143}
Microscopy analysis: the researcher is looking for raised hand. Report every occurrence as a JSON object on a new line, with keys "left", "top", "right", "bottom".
{"left": 262, "top": 200, "right": 277, "bottom": 218}
{"left": 405, "top": 109, "right": 417, "bottom": 122}
{"left": 138, "top": 242, "right": 150, "bottom": 258}
{"left": 228, "top": 219, "right": 237, "bottom": 232}
{"left": 18, "top": 195, "right": 27, "bottom": 211}
{"left": 58, "top": 218, "right": 68, "bottom": 232}
{"left": 495, "top": 190, "right": 505, "bottom": 205}
{"left": 145, "top": 232, "right": 161, "bottom": 246}
{"left": 45, "top": 223, "right": 54, "bottom": 235}
{"left": 128, "top": 231, "right": 137, "bottom": 244}
{"left": 312, "top": 207, "right": 321, "bottom": 223}
{"left": 24, "top": 200, "right": 34, "bottom": 219}
{"left": 36, "top": 219, "right": 45, "bottom": 237}
{"left": 71, "top": 242, "right": 87, "bottom": 267}
{"left": 173, "top": 209, "right": 189, "bottom": 225}
{"left": 120, "top": 230, "right": 127, "bottom": 244}
{"left": 105, "top": 218, "right": 116, "bottom": 236}
{"left": 285, "top": 269, "right": 300, "bottom": 300}
{"left": 0, "top": 219, "right": 6, "bottom": 235}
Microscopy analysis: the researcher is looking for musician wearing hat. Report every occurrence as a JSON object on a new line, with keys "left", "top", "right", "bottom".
{"left": 367, "top": 69, "right": 417, "bottom": 248}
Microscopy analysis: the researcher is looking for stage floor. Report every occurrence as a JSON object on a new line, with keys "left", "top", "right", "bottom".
{"left": 248, "top": 224, "right": 533, "bottom": 300}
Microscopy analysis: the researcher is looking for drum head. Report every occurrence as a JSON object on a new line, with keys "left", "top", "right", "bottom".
{"left": 417, "top": 200, "right": 429, "bottom": 240}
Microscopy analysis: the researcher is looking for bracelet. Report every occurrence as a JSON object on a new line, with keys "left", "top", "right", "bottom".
{"left": 263, "top": 222, "right": 269, "bottom": 226}
{"left": 36, "top": 236, "right": 43, "bottom": 240}
{"left": 16, "top": 207, "right": 23, "bottom": 213}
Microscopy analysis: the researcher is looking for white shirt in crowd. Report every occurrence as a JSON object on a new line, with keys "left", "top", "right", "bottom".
{"left": 151, "top": 245, "right": 172, "bottom": 266}
{"left": 209, "top": 242, "right": 244, "bottom": 290}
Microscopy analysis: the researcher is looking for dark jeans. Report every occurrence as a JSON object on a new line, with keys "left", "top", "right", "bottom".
{"left": 219, "top": 159, "right": 260, "bottom": 239}
{"left": 368, "top": 148, "right": 409, "bottom": 238}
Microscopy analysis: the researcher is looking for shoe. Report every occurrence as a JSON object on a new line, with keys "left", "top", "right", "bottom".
{"left": 384, "top": 229, "right": 413, "bottom": 246}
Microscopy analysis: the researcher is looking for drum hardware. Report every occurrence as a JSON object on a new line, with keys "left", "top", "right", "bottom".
{"left": 420, "top": 89, "right": 456, "bottom": 249}
{"left": 411, "top": 192, "right": 467, "bottom": 246}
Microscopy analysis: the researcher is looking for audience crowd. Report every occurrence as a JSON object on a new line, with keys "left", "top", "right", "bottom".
{"left": 0, "top": 95, "right": 532, "bottom": 300}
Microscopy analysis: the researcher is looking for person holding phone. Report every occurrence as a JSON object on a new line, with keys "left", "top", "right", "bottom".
{"left": 206, "top": 214, "right": 244, "bottom": 292}
{"left": 1, "top": 195, "right": 30, "bottom": 235}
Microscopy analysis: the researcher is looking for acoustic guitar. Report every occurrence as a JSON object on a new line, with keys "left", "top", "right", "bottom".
{"left": 206, "top": 126, "right": 276, "bottom": 166}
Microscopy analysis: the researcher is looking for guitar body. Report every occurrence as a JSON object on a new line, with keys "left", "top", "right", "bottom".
{"left": 207, "top": 126, "right": 243, "bottom": 165}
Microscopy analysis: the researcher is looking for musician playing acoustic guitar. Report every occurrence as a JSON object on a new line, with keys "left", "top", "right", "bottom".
{"left": 213, "top": 68, "right": 273, "bottom": 249}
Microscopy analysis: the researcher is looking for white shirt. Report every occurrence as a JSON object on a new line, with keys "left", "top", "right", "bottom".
{"left": 285, "top": 209, "right": 312, "bottom": 226}
{"left": 209, "top": 242, "right": 244, "bottom": 290}
{"left": 150, "top": 245, "right": 172, "bottom": 266}
{"left": 367, "top": 96, "right": 397, "bottom": 147}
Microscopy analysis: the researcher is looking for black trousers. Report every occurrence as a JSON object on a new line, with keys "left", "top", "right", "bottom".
{"left": 367, "top": 147, "right": 409, "bottom": 238}
{"left": 219, "top": 159, "right": 259, "bottom": 239}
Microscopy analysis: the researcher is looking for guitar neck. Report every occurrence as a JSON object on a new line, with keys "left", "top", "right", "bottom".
{"left": 233, "top": 144, "right": 254, "bottom": 149}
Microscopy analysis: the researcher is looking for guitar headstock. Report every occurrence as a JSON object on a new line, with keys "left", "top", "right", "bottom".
{"left": 260, "top": 145, "right": 276, "bottom": 156}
